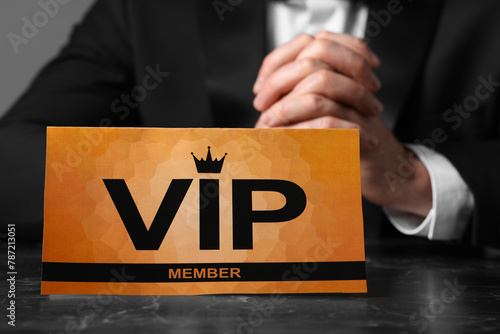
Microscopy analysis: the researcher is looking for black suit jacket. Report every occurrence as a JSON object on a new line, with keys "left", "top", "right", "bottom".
{"left": 1, "top": 0, "right": 499, "bottom": 247}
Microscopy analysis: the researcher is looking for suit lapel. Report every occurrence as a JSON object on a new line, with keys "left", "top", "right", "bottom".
{"left": 197, "top": 0, "right": 266, "bottom": 127}
{"left": 367, "top": 0, "right": 444, "bottom": 130}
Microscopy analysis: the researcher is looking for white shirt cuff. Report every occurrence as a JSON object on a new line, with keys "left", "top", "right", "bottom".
{"left": 384, "top": 144, "right": 475, "bottom": 241}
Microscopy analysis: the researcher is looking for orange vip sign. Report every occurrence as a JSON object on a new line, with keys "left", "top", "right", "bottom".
{"left": 42, "top": 127, "right": 366, "bottom": 295}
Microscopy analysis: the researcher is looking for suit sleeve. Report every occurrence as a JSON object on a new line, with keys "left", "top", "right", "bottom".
{"left": 437, "top": 142, "right": 500, "bottom": 249}
{"left": 0, "top": 0, "right": 135, "bottom": 241}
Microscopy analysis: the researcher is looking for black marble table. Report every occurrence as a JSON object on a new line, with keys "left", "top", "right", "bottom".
{"left": 1, "top": 239, "right": 499, "bottom": 334}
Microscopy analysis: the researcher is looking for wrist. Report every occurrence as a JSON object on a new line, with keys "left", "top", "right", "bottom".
{"left": 384, "top": 148, "right": 432, "bottom": 217}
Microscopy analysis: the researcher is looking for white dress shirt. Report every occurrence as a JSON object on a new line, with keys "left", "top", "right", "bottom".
{"left": 267, "top": 0, "right": 475, "bottom": 240}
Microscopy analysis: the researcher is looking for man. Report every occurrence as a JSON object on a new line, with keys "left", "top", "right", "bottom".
{"left": 0, "top": 0, "right": 499, "bottom": 248}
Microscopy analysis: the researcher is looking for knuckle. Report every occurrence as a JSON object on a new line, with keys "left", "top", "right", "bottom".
{"left": 273, "top": 101, "right": 291, "bottom": 125}
{"left": 266, "top": 74, "right": 281, "bottom": 89}
{"left": 297, "top": 57, "right": 319, "bottom": 72}
{"left": 361, "top": 88, "right": 374, "bottom": 107}
{"left": 305, "top": 94, "right": 325, "bottom": 113}
{"left": 341, "top": 33, "right": 370, "bottom": 54}
{"left": 352, "top": 36, "right": 369, "bottom": 50}
{"left": 353, "top": 85, "right": 369, "bottom": 105}
{"left": 338, "top": 46, "right": 362, "bottom": 72}
{"left": 315, "top": 30, "right": 332, "bottom": 39}
{"left": 311, "top": 69, "right": 332, "bottom": 87}
{"left": 297, "top": 33, "right": 314, "bottom": 44}
{"left": 310, "top": 38, "right": 330, "bottom": 55}
{"left": 316, "top": 38, "right": 331, "bottom": 50}
{"left": 351, "top": 56, "right": 369, "bottom": 74}
{"left": 262, "top": 53, "right": 277, "bottom": 68}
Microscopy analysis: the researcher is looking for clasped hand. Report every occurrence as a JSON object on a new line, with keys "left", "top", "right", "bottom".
{"left": 253, "top": 31, "right": 432, "bottom": 217}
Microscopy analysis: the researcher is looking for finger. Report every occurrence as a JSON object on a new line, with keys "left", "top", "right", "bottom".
{"left": 279, "top": 116, "right": 379, "bottom": 151}
{"left": 315, "top": 31, "right": 380, "bottom": 69}
{"left": 253, "top": 34, "right": 314, "bottom": 94}
{"left": 256, "top": 94, "right": 356, "bottom": 127}
{"left": 297, "top": 38, "right": 381, "bottom": 92}
{"left": 291, "top": 69, "right": 383, "bottom": 116}
{"left": 253, "top": 57, "right": 331, "bottom": 111}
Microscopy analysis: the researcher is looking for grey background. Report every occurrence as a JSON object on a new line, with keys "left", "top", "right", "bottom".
{"left": 0, "top": 0, "right": 96, "bottom": 118}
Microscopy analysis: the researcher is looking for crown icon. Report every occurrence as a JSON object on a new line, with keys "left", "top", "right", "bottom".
{"left": 191, "top": 146, "right": 227, "bottom": 174}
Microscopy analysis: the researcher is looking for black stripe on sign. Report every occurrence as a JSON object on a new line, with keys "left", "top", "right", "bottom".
{"left": 42, "top": 261, "right": 365, "bottom": 283}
